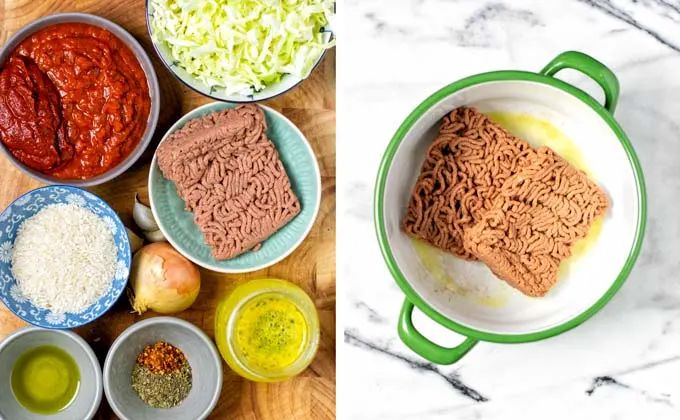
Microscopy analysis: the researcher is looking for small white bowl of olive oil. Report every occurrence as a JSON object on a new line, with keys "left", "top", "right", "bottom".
{"left": 0, "top": 327, "right": 102, "bottom": 419}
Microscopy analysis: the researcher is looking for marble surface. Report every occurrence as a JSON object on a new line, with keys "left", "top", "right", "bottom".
{"left": 339, "top": 0, "right": 680, "bottom": 419}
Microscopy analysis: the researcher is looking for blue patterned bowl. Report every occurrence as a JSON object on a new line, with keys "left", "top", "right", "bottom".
{"left": 0, "top": 186, "right": 131, "bottom": 329}
{"left": 148, "top": 102, "right": 321, "bottom": 273}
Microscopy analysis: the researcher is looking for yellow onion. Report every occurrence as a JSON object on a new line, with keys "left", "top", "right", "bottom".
{"left": 126, "top": 227, "right": 144, "bottom": 253}
{"left": 128, "top": 243, "right": 201, "bottom": 314}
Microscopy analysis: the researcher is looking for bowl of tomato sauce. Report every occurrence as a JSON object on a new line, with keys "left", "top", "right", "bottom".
{"left": 0, "top": 13, "right": 160, "bottom": 186}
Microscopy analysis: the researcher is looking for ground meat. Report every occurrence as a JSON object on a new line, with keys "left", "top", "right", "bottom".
{"left": 402, "top": 107, "right": 537, "bottom": 260}
{"left": 156, "top": 104, "right": 300, "bottom": 260}
{"left": 463, "top": 147, "right": 609, "bottom": 296}
{"left": 403, "top": 107, "right": 610, "bottom": 297}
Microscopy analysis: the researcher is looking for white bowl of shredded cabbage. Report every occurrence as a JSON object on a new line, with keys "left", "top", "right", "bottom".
{"left": 146, "top": 0, "right": 335, "bottom": 102}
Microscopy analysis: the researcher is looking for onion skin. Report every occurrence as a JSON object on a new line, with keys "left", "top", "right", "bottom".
{"left": 126, "top": 227, "right": 144, "bottom": 253}
{"left": 128, "top": 243, "right": 201, "bottom": 314}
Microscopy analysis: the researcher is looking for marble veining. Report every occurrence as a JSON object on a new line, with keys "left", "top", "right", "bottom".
{"left": 585, "top": 375, "right": 672, "bottom": 406}
{"left": 340, "top": 0, "right": 680, "bottom": 418}
{"left": 576, "top": 0, "right": 680, "bottom": 52}
{"left": 345, "top": 329, "right": 489, "bottom": 402}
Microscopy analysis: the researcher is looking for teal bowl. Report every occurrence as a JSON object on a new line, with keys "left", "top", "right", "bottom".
{"left": 148, "top": 102, "right": 321, "bottom": 273}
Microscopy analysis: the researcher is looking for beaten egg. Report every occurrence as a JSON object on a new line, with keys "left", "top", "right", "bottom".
{"left": 215, "top": 278, "right": 319, "bottom": 382}
{"left": 234, "top": 294, "right": 308, "bottom": 372}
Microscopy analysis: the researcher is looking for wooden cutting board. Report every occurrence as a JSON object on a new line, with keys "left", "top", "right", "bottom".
{"left": 0, "top": 1, "right": 336, "bottom": 419}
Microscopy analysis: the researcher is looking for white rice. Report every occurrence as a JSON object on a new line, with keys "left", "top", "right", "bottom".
{"left": 11, "top": 203, "right": 117, "bottom": 313}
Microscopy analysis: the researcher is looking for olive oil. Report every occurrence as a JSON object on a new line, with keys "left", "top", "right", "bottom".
{"left": 412, "top": 238, "right": 510, "bottom": 308}
{"left": 11, "top": 345, "right": 80, "bottom": 414}
{"left": 487, "top": 111, "right": 590, "bottom": 173}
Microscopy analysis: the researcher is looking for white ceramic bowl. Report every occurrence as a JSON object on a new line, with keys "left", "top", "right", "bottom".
{"left": 145, "top": 1, "right": 333, "bottom": 102}
{"left": 375, "top": 51, "right": 646, "bottom": 364}
{"left": 0, "top": 327, "right": 103, "bottom": 420}
{"left": 103, "top": 317, "right": 222, "bottom": 420}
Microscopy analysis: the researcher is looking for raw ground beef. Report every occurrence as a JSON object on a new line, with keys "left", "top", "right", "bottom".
{"left": 403, "top": 107, "right": 609, "bottom": 296}
{"left": 402, "top": 107, "right": 537, "bottom": 260}
{"left": 464, "top": 147, "right": 609, "bottom": 296}
{"left": 157, "top": 104, "right": 300, "bottom": 260}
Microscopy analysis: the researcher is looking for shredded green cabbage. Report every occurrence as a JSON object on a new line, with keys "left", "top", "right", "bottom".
{"left": 150, "top": 0, "right": 335, "bottom": 96}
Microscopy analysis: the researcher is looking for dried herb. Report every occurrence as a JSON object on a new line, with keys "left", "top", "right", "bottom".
{"left": 131, "top": 341, "right": 192, "bottom": 408}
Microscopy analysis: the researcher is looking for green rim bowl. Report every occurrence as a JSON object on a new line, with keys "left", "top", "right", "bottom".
{"left": 0, "top": 327, "right": 103, "bottom": 420}
{"left": 374, "top": 51, "right": 647, "bottom": 365}
{"left": 148, "top": 102, "right": 321, "bottom": 273}
{"left": 103, "top": 317, "right": 222, "bottom": 420}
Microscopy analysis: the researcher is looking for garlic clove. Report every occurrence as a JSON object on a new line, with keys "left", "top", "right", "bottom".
{"left": 133, "top": 193, "right": 159, "bottom": 232}
{"left": 144, "top": 229, "right": 167, "bottom": 243}
{"left": 126, "top": 227, "right": 144, "bottom": 253}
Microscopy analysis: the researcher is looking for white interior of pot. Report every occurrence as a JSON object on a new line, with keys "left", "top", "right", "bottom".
{"left": 383, "top": 80, "right": 640, "bottom": 335}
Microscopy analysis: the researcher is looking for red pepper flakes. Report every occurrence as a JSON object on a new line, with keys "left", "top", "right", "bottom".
{"left": 136, "top": 341, "right": 186, "bottom": 374}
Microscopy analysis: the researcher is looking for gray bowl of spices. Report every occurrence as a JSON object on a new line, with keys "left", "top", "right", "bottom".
{"left": 103, "top": 317, "right": 222, "bottom": 420}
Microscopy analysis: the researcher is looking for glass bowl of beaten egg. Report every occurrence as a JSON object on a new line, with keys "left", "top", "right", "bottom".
{"left": 214, "top": 278, "right": 320, "bottom": 382}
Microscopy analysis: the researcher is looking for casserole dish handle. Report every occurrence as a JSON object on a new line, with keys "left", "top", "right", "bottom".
{"left": 540, "top": 50, "right": 620, "bottom": 113}
{"left": 398, "top": 299, "right": 477, "bottom": 365}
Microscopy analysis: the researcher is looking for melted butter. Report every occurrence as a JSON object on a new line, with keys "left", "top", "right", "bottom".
{"left": 413, "top": 111, "right": 604, "bottom": 304}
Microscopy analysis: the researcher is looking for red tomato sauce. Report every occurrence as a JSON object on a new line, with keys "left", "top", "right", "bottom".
{"left": 0, "top": 23, "right": 151, "bottom": 180}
